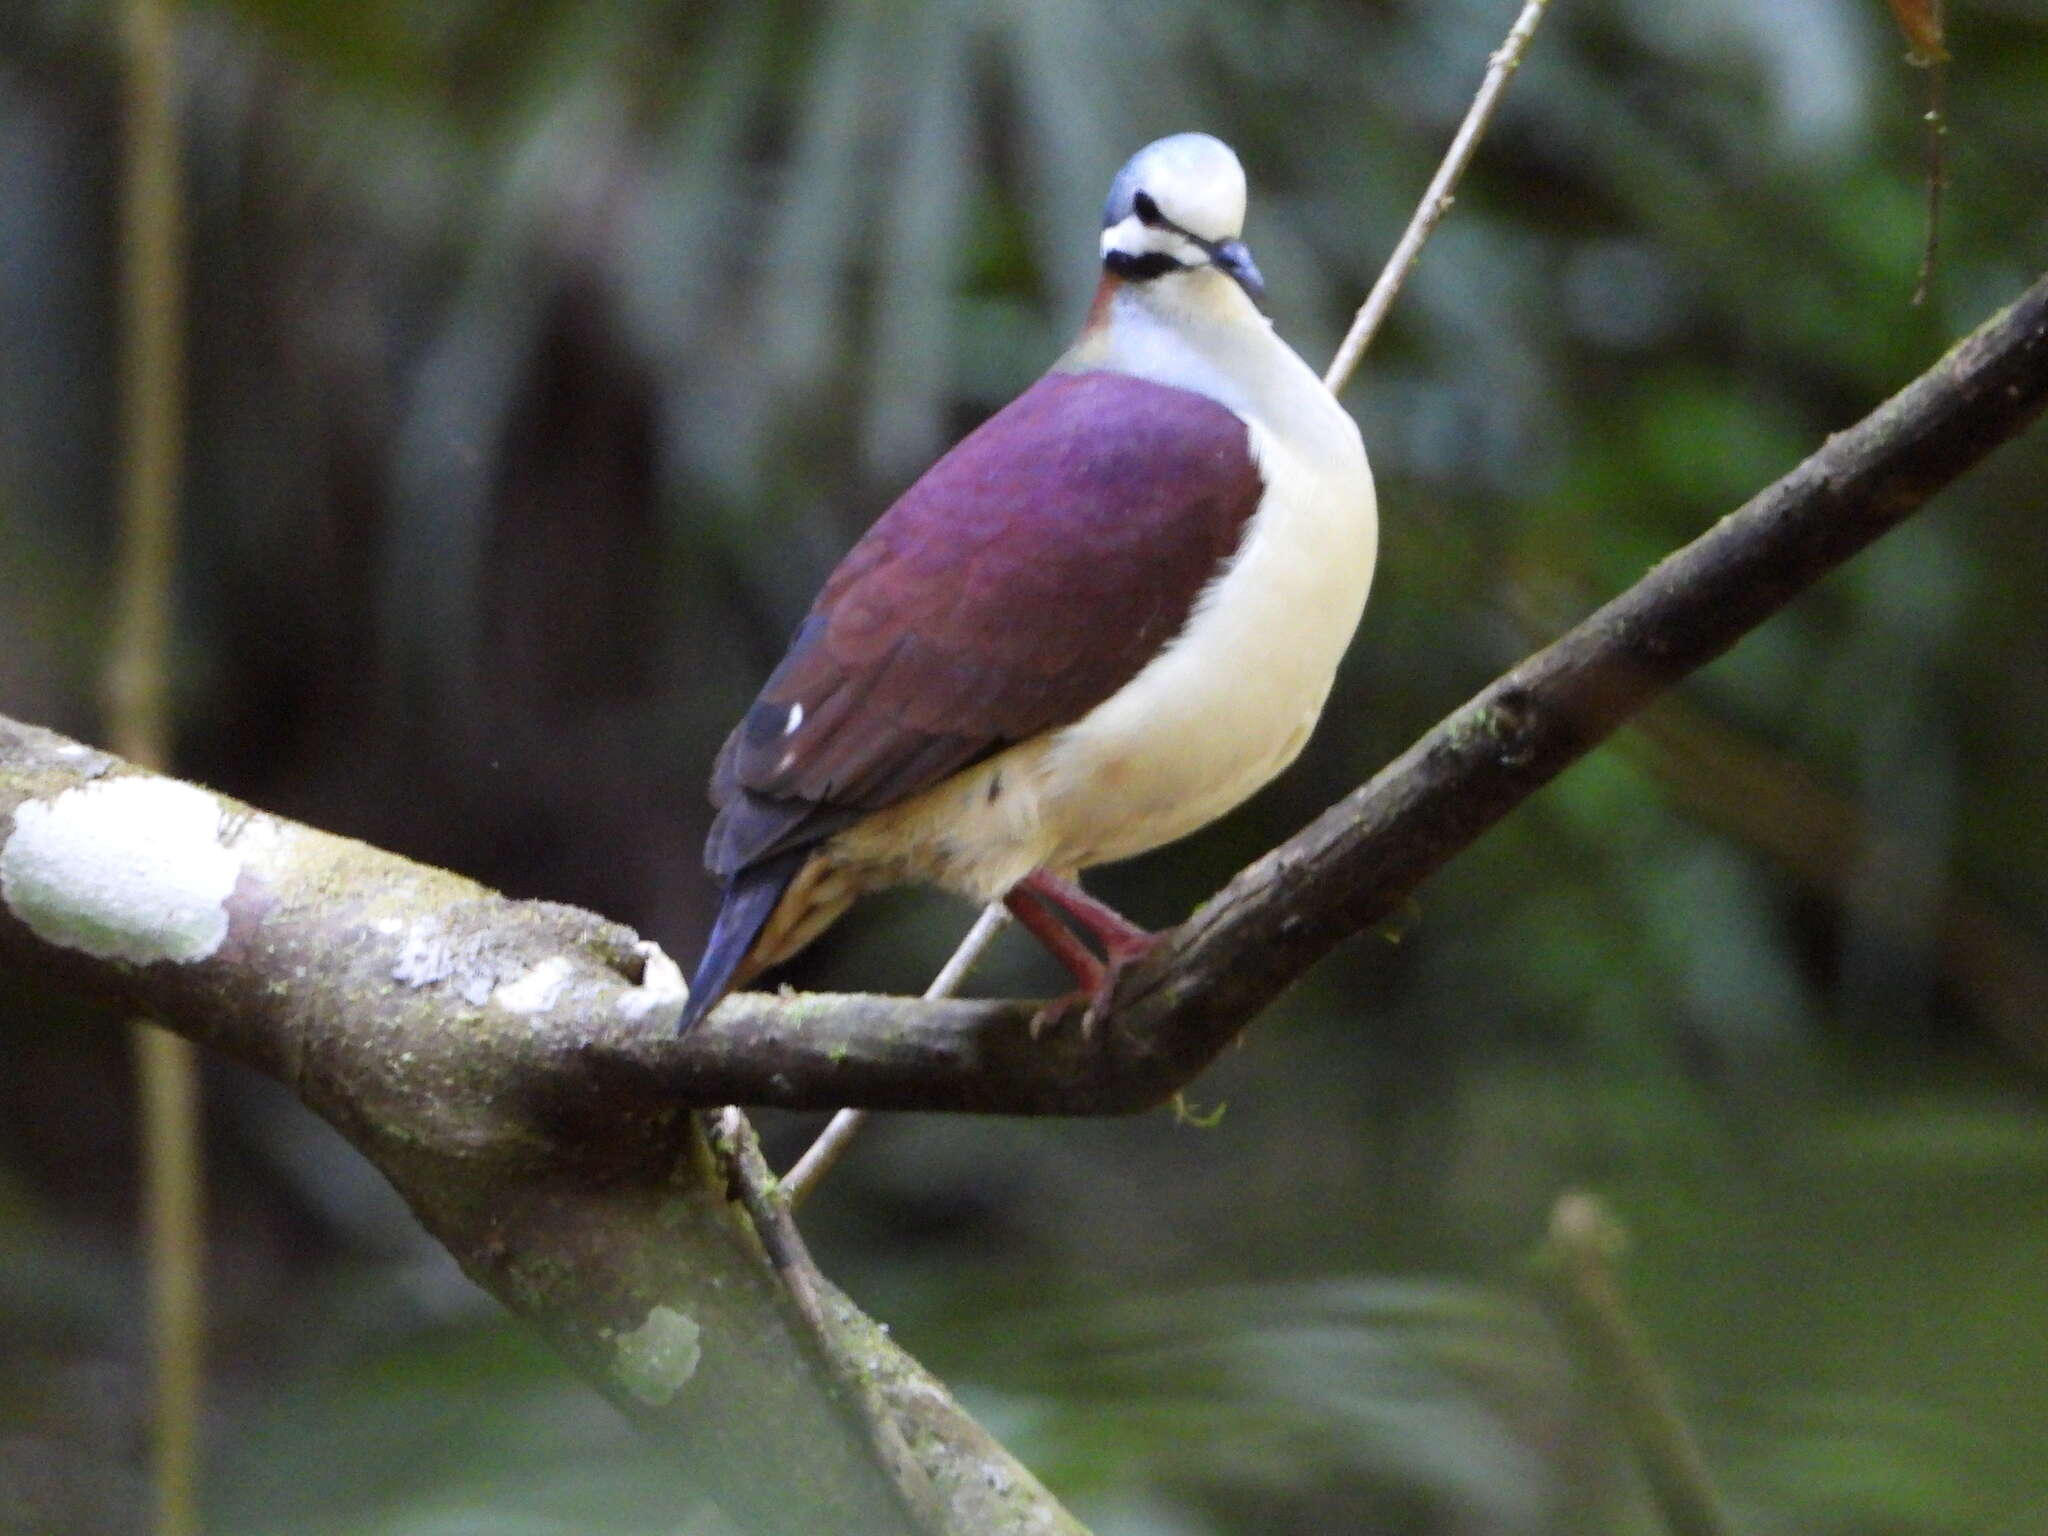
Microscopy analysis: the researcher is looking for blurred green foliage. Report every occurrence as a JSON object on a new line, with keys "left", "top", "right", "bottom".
{"left": 3, "top": 0, "right": 2047, "bottom": 1532}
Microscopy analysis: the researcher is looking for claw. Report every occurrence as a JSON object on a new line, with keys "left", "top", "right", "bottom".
{"left": 1029, "top": 944, "right": 1158, "bottom": 1038}
{"left": 1005, "top": 869, "right": 1160, "bottom": 1034}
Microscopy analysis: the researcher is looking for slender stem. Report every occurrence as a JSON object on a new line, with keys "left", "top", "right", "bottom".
{"left": 1538, "top": 1194, "right": 1736, "bottom": 1536}
{"left": 783, "top": 1111, "right": 869, "bottom": 1209}
{"left": 133, "top": 1028, "right": 205, "bottom": 1536}
{"left": 1322, "top": 0, "right": 1557, "bottom": 396}
{"left": 783, "top": 902, "right": 1011, "bottom": 1207}
{"left": 112, "top": 4, "right": 181, "bottom": 758}
{"left": 1911, "top": 33, "right": 1948, "bottom": 307}
{"left": 708, "top": 1109, "right": 831, "bottom": 1329}
{"left": 113, "top": 4, "right": 203, "bottom": 1535}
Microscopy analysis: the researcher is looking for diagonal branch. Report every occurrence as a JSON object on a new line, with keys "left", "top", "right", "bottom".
{"left": 1093, "top": 274, "right": 2048, "bottom": 1087}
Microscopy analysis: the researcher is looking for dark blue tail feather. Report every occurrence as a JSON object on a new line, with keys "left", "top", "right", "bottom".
{"left": 677, "top": 849, "right": 809, "bottom": 1035}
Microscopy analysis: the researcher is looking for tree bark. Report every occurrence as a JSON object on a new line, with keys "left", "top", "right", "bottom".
{"left": 0, "top": 730, "right": 1079, "bottom": 1535}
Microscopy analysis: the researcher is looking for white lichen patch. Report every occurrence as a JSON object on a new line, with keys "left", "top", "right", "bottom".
{"left": 219, "top": 811, "right": 285, "bottom": 860}
{"left": 612, "top": 1305, "right": 702, "bottom": 1405}
{"left": 391, "top": 918, "right": 455, "bottom": 988}
{"left": 1, "top": 777, "right": 243, "bottom": 964}
{"left": 391, "top": 917, "right": 497, "bottom": 1004}
{"left": 493, "top": 955, "right": 575, "bottom": 1014}
{"left": 616, "top": 940, "right": 688, "bottom": 1022}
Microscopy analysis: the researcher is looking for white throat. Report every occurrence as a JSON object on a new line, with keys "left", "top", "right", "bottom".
{"left": 1062, "top": 276, "right": 1355, "bottom": 476}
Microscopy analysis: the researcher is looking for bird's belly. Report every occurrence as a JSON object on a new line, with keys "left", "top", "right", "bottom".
{"left": 1038, "top": 701, "right": 1317, "bottom": 869}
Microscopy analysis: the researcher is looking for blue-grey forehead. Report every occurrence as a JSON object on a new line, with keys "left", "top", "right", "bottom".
{"left": 1101, "top": 156, "right": 1148, "bottom": 227}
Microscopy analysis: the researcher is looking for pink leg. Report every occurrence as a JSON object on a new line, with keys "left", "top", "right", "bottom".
{"left": 1002, "top": 884, "right": 1105, "bottom": 992}
{"left": 1004, "top": 871, "right": 1159, "bottom": 1031}
{"left": 1016, "top": 870, "right": 1159, "bottom": 963}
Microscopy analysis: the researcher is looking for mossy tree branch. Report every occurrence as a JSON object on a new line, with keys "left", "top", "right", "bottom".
{"left": 0, "top": 731, "right": 1078, "bottom": 1536}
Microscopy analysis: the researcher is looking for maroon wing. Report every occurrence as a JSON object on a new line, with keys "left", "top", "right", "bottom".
{"left": 706, "top": 369, "right": 1264, "bottom": 879}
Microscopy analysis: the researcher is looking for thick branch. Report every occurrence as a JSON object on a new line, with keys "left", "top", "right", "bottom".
{"left": 0, "top": 731, "right": 1079, "bottom": 1535}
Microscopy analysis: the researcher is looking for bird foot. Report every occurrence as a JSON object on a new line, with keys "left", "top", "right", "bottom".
{"left": 1006, "top": 870, "right": 1160, "bottom": 1037}
{"left": 1029, "top": 939, "right": 1160, "bottom": 1039}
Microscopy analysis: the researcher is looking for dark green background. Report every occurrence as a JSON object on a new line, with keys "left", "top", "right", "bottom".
{"left": 3, "top": 1, "right": 2046, "bottom": 1531}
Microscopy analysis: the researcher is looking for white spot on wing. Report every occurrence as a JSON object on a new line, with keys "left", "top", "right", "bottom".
{"left": 0, "top": 777, "right": 242, "bottom": 963}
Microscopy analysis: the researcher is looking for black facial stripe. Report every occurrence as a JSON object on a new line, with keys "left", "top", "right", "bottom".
{"left": 1104, "top": 249, "right": 1185, "bottom": 282}
{"left": 1127, "top": 196, "right": 1225, "bottom": 262}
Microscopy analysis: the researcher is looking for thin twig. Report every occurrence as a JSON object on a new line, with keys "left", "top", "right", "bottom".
{"left": 706, "top": 1108, "right": 831, "bottom": 1328}
{"left": 1323, "top": 0, "right": 1556, "bottom": 397}
{"left": 113, "top": 4, "right": 203, "bottom": 1534}
{"left": 1911, "top": 42, "right": 1948, "bottom": 307}
{"left": 1886, "top": 0, "right": 1949, "bottom": 304}
{"left": 1537, "top": 1194, "right": 1736, "bottom": 1536}
{"left": 783, "top": 902, "right": 1011, "bottom": 1208}
{"left": 110, "top": 0, "right": 182, "bottom": 763}
{"left": 131, "top": 1032, "right": 203, "bottom": 1518}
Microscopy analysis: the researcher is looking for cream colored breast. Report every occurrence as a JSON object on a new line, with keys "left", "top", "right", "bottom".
{"left": 1031, "top": 409, "right": 1375, "bottom": 870}
{"left": 1017, "top": 276, "right": 1378, "bottom": 870}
